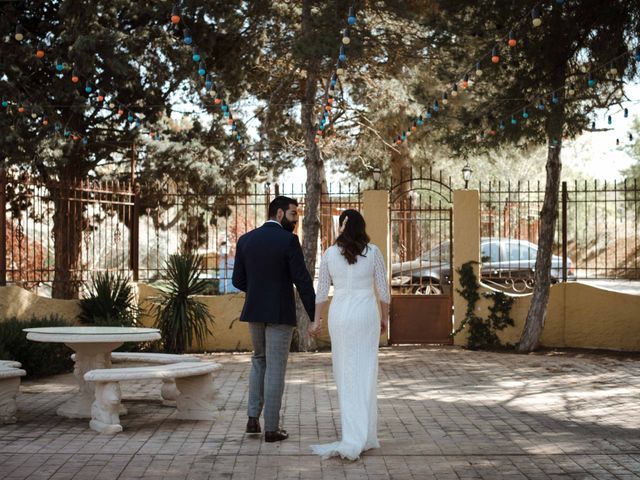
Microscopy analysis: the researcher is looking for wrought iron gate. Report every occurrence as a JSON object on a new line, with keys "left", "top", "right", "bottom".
{"left": 389, "top": 171, "right": 453, "bottom": 344}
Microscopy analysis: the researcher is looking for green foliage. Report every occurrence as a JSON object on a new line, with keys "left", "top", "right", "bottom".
{"left": 79, "top": 272, "right": 139, "bottom": 326}
{"left": 152, "top": 253, "right": 214, "bottom": 353}
{"left": 0, "top": 316, "right": 75, "bottom": 378}
{"left": 454, "top": 261, "right": 515, "bottom": 350}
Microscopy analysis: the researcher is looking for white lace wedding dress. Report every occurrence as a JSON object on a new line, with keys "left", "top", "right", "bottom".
{"left": 311, "top": 243, "right": 390, "bottom": 460}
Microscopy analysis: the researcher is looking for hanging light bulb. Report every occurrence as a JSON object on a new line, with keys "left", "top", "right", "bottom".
{"left": 55, "top": 58, "right": 64, "bottom": 72}
{"left": 108, "top": 102, "right": 116, "bottom": 109}
{"left": 522, "top": 108, "right": 529, "bottom": 119}
{"left": 35, "top": 42, "right": 45, "bottom": 58}
{"left": 338, "top": 45, "right": 346, "bottom": 62}
{"left": 510, "top": 115, "right": 517, "bottom": 125}
{"left": 85, "top": 82, "right": 92, "bottom": 94}
{"left": 499, "top": 120, "right": 505, "bottom": 129}
{"left": 342, "top": 28, "right": 350, "bottom": 45}
{"left": 551, "top": 92, "right": 559, "bottom": 104}
{"left": 411, "top": 122, "right": 417, "bottom": 132}
{"left": 591, "top": 121, "right": 596, "bottom": 131}
{"left": 118, "top": 105, "right": 125, "bottom": 116}
{"left": 127, "top": 113, "right": 134, "bottom": 122}
{"left": 616, "top": 138, "right": 620, "bottom": 146}
{"left": 451, "top": 83, "right": 458, "bottom": 97}
{"left": 54, "top": 122, "right": 61, "bottom": 132}
{"left": 624, "top": 108, "right": 629, "bottom": 118}
{"left": 71, "top": 70, "right": 80, "bottom": 83}
{"left": 567, "top": 83, "right": 575, "bottom": 96}
{"left": 336, "top": 65, "right": 345, "bottom": 76}
{"left": 192, "top": 49, "right": 201, "bottom": 62}
{"left": 214, "top": 95, "right": 222, "bottom": 105}
{"left": 97, "top": 92, "right": 104, "bottom": 102}
{"left": 417, "top": 115, "right": 424, "bottom": 126}
{"left": 588, "top": 72, "right": 596, "bottom": 87}
{"left": 609, "top": 63, "right": 618, "bottom": 76}
{"left": 14, "top": 24, "right": 24, "bottom": 42}
{"left": 82, "top": 137, "right": 88, "bottom": 145}
{"left": 635, "top": 46, "right": 640, "bottom": 62}
{"left": 171, "top": 5, "right": 181, "bottom": 24}
{"left": 17, "top": 103, "right": 25, "bottom": 113}
{"left": 462, "top": 74, "right": 469, "bottom": 89}
{"left": 198, "top": 60, "right": 206, "bottom": 76}
{"left": 537, "top": 98, "right": 545, "bottom": 110}
{"left": 205, "top": 74, "right": 213, "bottom": 90}
{"left": 629, "top": 133, "right": 634, "bottom": 141}
{"left": 475, "top": 62, "right": 483, "bottom": 77}
{"left": 63, "top": 129, "right": 70, "bottom": 137}
{"left": 221, "top": 101, "right": 228, "bottom": 112}
{"left": 433, "top": 100, "right": 440, "bottom": 112}
{"left": 508, "top": 30, "right": 517, "bottom": 48}
{"left": 426, "top": 108, "right": 432, "bottom": 119}
{"left": 531, "top": 6, "right": 542, "bottom": 27}
{"left": 1, "top": 100, "right": 8, "bottom": 108}
{"left": 442, "top": 92, "right": 448, "bottom": 105}
{"left": 347, "top": 6, "right": 356, "bottom": 26}
{"left": 42, "top": 117, "right": 48, "bottom": 125}
{"left": 491, "top": 46, "right": 500, "bottom": 64}
{"left": 607, "top": 115, "right": 612, "bottom": 125}
{"left": 183, "top": 28, "right": 193, "bottom": 45}
{"left": 31, "top": 111, "right": 38, "bottom": 119}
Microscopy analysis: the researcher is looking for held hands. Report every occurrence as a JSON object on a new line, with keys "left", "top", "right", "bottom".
{"left": 308, "top": 321, "right": 322, "bottom": 337}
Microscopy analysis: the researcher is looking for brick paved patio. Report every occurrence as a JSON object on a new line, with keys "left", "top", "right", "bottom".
{"left": 1, "top": 346, "right": 639, "bottom": 479}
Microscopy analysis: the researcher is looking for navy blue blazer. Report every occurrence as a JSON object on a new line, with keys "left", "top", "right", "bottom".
{"left": 232, "top": 222, "right": 316, "bottom": 325}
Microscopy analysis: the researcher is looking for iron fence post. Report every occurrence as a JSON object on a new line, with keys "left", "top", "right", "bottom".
{"left": 131, "top": 183, "right": 140, "bottom": 282}
{"left": 0, "top": 166, "right": 6, "bottom": 286}
{"left": 562, "top": 181, "right": 568, "bottom": 282}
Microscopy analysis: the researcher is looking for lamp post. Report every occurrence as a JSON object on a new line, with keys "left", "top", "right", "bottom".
{"left": 462, "top": 163, "right": 473, "bottom": 189}
{"left": 372, "top": 167, "right": 382, "bottom": 190}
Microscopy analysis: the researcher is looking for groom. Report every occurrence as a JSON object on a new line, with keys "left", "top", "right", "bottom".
{"left": 232, "top": 196, "right": 316, "bottom": 442}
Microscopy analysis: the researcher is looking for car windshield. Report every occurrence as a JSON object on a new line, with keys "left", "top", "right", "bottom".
{"left": 421, "top": 242, "right": 450, "bottom": 262}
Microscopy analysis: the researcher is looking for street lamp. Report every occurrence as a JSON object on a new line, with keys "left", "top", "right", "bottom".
{"left": 462, "top": 163, "right": 473, "bottom": 189}
{"left": 372, "top": 167, "right": 382, "bottom": 190}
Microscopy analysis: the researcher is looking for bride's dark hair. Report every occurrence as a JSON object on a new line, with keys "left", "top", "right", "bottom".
{"left": 335, "top": 209, "right": 370, "bottom": 265}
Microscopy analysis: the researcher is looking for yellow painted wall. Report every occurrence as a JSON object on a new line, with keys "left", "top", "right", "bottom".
{"left": 362, "top": 189, "right": 390, "bottom": 347}
{"left": 0, "top": 285, "right": 81, "bottom": 323}
{"left": 452, "top": 190, "right": 480, "bottom": 347}
{"left": 137, "top": 283, "right": 253, "bottom": 352}
{"left": 452, "top": 189, "right": 640, "bottom": 351}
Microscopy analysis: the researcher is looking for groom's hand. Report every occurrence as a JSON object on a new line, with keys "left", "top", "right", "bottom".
{"left": 380, "top": 319, "right": 388, "bottom": 335}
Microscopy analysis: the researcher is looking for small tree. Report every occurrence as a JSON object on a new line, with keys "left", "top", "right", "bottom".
{"left": 152, "top": 253, "right": 214, "bottom": 354}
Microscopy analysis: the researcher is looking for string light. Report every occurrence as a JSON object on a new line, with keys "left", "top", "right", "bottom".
{"left": 171, "top": 5, "right": 181, "bottom": 24}
{"left": 14, "top": 24, "right": 24, "bottom": 41}
{"left": 531, "top": 6, "right": 542, "bottom": 27}
{"left": 491, "top": 46, "right": 500, "bottom": 63}
{"left": 508, "top": 31, "right": 517, "bottom": 48}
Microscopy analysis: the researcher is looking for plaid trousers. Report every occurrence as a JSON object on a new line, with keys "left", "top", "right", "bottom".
{"left": 247, "top": 322, "right": 294, "bottom": 431}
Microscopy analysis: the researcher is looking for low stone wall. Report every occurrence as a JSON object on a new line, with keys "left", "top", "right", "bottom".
{"left": 0, "top": 285, "right": 81, "bottom": 323}
{"left": 454, "top": 282, "right": 640, "bottom": 351}
{"left": 137, "top": 283, "right": 253, "bottom": 352}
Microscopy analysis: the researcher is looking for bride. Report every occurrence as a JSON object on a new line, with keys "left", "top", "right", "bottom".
{"left": 308, "top": 209, "right": 390, "bottom": 460}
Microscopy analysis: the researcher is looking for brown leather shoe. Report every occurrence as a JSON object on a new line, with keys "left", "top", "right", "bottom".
{"left": 246, "top": 417, "right": 261, "bottom": 434}
{"left": 264, "top": 429, "right": 288, "bottom": 442}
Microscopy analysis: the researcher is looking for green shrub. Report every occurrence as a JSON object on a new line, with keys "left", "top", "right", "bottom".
{"left": 0, "top": 316, "right": 75, "bottom": 378}
{"left": 151, "top": 253, "right": 214, "bottom": 353}
{"left": 79, "top": 272, "right": 139, "bottom": 326}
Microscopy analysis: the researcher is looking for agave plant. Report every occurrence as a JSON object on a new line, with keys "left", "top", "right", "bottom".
{"left": 79, "top": 272, "right": 139, "bottom": 326}
{"left": 153, "top": 253, "right": 214, "bottom": 353}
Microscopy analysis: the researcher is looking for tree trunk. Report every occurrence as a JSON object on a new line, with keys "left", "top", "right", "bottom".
{"left": 517, "top": 141, "right": 562, "bottom": 352}
{"left": 51, "top": 180, "right": 86, "bottom": 299}
{"left": 518, "top": 9, "right": 567, "bottom": 351}
{"left": 294, "top": 0, "right": 323, "bottom": 351}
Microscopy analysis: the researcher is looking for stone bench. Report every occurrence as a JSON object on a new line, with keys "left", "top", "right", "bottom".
{"left": 84, "top": 362, "right": 221, "bottom": 434}
{"left": 0, "top": 363, "right": 27, "bottom": 424}
{"left": 72, "top": 352, "right": 201, "bottom": 406}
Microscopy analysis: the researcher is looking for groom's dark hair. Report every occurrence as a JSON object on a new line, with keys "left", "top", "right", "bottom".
{"left": 268, "top": 196, "right": 298, "bottom": 218}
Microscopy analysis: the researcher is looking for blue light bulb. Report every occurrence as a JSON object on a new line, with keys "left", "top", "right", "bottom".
{"left": 338, "top": 46, "right": 346, "bottom": 62}
{"left": 347, "top": 7, "right": 356, "bottom": 25}
{"left": 511, "top": 116, "right": 517, "bottom": 125}
{"left": 192, "top": 52, "right": 201, "bottom": 62}
{"left": 522, "top": 108, "right": 529, "bottom": 119}
{"left": 1, "top": 100, "right": 7, "bottom": 108}
{"left": 183, "top": 29, "right": 193, "bottom": 45}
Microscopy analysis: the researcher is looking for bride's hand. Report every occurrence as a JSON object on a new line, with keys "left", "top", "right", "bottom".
{"left": 380, "top": 318, "right": 388, "bottom": 334}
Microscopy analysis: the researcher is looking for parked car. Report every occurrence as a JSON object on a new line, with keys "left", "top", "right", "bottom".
{"left": 391, "top": 238, "right": 575, "bottom": 294}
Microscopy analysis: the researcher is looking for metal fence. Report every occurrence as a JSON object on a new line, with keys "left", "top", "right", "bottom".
{"left": 0, "top": 172, "right": 361, "bottom": 297}
{"left": 479, "top": 179, "right": 640, "bottom": 284}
